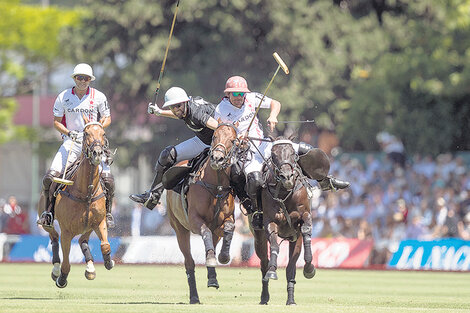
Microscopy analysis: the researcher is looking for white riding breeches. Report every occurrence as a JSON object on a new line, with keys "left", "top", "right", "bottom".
{"left": 49, "top": 137, "right": 111, "bottom": 174}
{"left": 243, "top": 140, "right": 300, "bottom": 175}
{"left": 174, "top": 136, "right": 210, "bottom": 163}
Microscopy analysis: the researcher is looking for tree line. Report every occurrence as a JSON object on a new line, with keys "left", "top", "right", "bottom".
{"left": 2, "top": 0, "right": 470, "bottom": 165}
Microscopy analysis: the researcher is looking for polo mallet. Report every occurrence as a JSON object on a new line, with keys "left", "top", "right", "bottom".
{"left": 151, "top": 0, "right": 180, "bottom": 108}
{"left": 52, "top": 145, "right": 74, "bottom": 185}
{"left": 245, "top": 52, "right": 290, "bottom": 136}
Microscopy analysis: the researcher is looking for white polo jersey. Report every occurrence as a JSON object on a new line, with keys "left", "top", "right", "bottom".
{"left": 53, "top": 87, "right": 110, "bottom": 132}
{"left": 214, "top": 92, "right": 271, "bottom": 146}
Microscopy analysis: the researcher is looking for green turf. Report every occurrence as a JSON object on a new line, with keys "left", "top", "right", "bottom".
{"left": 0, "top": 263, "right": 469, "bottom": 313}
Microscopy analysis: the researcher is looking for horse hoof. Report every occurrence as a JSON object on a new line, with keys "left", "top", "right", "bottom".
{"left": 218, "top": 253, "right": 230, "bottom": 265}
{"left": 56, "top": 278, "right": 67, "bottom": 288}
{"left": 105, "top": 260, "right": 115, "bottom": 270}
{"left": 51, "top": 272, "right": 59, "bottom": 281}
{"left": 207, "top": 278, "right": 219, "bottom": 289}
{"left": 286, "top": 301, "right": 297, "bottom": 306}
{"left": 189, "top": 296, "right": 201, "bottom": 304}
{"left": 259, "top": 301, "right": 268, "bottom": 305}
{"left": 85, "top": 270, "right": 96, "bottom": 280}
{"left": 303, "top": 267, "right": 316, "bottom": 279}
{"left": 264, "top": 270, "right": 278, "bottom": 281}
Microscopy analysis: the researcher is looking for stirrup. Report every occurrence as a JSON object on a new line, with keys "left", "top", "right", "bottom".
{"left": 329, "top": 176, "right": 350, "bottom": 191}
{"left": 251, "top": 211, "right": 263, "bottom": 231}
{"left": 37, "top": 211, "right": 54, "bottom": 229}
{"left": 319, "top": 176, "right": 350, "bottom": 191}
{"left": 144, "top": 191, "right": 161, "bottom": 210}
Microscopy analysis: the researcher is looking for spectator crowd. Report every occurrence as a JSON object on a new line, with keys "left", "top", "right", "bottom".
{"left": 318, "top": 152, "right": 470, "bottom": 265}
{"left": 2, "top": 152, "right": 470, "bottom": 265}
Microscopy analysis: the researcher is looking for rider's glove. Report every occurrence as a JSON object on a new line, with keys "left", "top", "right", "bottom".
{"left": 148, "top": 103, "right": 162, "bottom": 116}
{"left": 68, "top": 130, "right": 79, "bottom": 142}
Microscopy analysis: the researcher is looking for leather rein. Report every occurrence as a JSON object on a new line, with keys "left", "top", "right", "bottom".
{"left": 195, "top": 123, "right": 238, "bottom": 229}
{"left": 265, "top": 141, "right": 307, "bottom": 229}
{"left": 58, "top": 123, "right": 107, "bottom": 226}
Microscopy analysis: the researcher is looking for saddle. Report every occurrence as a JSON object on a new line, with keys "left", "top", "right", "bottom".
{"left": 45, "top": 158, "right": 83, "bottom": 214}
{"left": 161, "top": 148, "right": 211, "bottom": 212}
{"left": 47, "top": 157, "right": 108, "bottom": 214}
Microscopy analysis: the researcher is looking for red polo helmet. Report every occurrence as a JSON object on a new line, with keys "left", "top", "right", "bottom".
{"left": 224, "top": 76, "right": 250, "bottom": 93}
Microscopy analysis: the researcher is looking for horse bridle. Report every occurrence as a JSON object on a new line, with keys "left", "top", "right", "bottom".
{"left": 209, "top": 123, "right": 239, "bottom": 169}
{"left": 266, "top": 140, "right": 303, "bottom": 229}
{"left": 271, "top": 140, "right": 300, "bottom": 186}
{"left": 58, "top": 122, "right": 107, "bottom": 227}
{"left": 82, "top": 122, "right": 109, "bottom": 162}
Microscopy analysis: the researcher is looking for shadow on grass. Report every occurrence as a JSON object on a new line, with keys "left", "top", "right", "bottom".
{"left": 2, "top": 298, "right": 194, "bottom": 305}
{"left": 0, "top": 297, "right": 57, "bottom": 300}
{"left": 107, "top": 301, "right": 192, "bottom": 305}
{"left": 0, "top": 297, "right": 196, "bottom": 305}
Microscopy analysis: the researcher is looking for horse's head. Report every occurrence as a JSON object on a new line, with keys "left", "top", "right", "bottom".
{"left": 271, "top": 138, "right": 298, "bottom": 190}
{"left": 209, "top": 123, "right": 238, "bottom": 170}
{"left": 82, "top": 122, "right": 108, "bottom": 166}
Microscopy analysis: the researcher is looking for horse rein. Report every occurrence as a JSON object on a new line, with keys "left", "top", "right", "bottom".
{"left": 59, "top": 123, "right": 107, "bottom": 227}
{"left": 82, "top": 123, "right": 109, "bottom": 162}
{"left": 266, "top": 141, "right": 304, "bottom": 229}
{"left": 209, "top": 123, "right": 239, "bottom": 169}
{"left": 194, "top": 123, "right": 239, "bottom": 229}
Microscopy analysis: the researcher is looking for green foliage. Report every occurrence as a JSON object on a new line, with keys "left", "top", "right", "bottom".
{"left": 0, "top": 0, "right": 82, "bottom": 62}
{"left": 0, "top": 97, "right": 17, "bottom": 144}
{"left": 341, "top": 0, "right": 470, "bottom": 154}
{"left": 0, "top": 0, "right": 82, "bottom": 145}
{"left": 56, "top": 0, "right": 470, "bottom": 159}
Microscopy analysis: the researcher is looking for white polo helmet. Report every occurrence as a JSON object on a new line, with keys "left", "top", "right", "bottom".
{"left": 71, "top": 63, "right": 95, "bottom": 81}
{"left": 162, "top": 87, "right": 190, "bottom": 108}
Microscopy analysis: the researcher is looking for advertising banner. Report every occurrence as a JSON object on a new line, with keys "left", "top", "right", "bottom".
{"left": 388, "top": 238, "right": 470, "bottom": 271}
{"left": 247, "top": 238, "right": 373, "bottom": 268}
{"left": 8, "top": 235, "right": 120, "bottom": 263}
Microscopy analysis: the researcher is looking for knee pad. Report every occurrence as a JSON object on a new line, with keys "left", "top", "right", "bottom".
{"left": 156, "top": 145, "right": 177, "bottom": 170}
{"left": 42, "top": 170, "right": 61, "bottom": 190}
{"left": 100, "top": 173, "right": 115, "bottom": 196}
{"left": 246, "top": 171, "right": 264, "bottom": 196}
{"left": 298, "top": 142, "right": 313, "bottom": 156}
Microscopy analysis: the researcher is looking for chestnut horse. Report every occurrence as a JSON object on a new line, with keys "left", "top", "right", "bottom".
{"left": 165, "top": 123, "right": 238, "bottom": 304}
{"left": 37, "top": 120, "right": 114, "bottom": 288}
{"left": 253, "top": 138, "right": 316, "bottom": 305}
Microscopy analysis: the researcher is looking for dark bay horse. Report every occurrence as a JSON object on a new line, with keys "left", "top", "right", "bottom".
{"left": 37, "top": 120, "right": 114, "bottom": 287}
{"left": 253, "top": 138, "right": 316, "bottom": 305}
{"left": 165, "top": 123, "right": 238, "bottom": 304}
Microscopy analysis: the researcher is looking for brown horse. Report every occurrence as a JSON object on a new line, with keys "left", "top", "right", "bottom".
{"left": 253, "top": 138, "right": 316, "bottom": 305}
{"left": 37, "top": 120, "right": 114, "bottom": 288}
{"left": 165, "top": 123, "right": 238, "bottom": 304}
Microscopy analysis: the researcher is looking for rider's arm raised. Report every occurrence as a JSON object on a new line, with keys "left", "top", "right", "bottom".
{"left": 267, "top": 99, "right": 281, "bottom": 132}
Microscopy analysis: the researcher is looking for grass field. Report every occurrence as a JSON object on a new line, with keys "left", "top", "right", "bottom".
{"left": 0, "top": 263, "right": 469, "bottom": 313}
